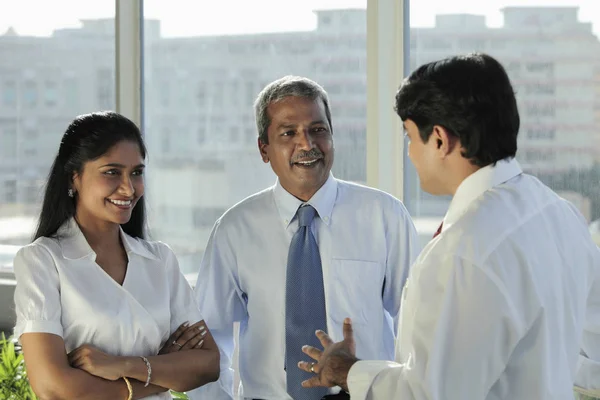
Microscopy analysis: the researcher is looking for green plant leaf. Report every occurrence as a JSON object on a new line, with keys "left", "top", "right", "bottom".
{"left": 170, "top": 390, "right": 189, "bottom": 399}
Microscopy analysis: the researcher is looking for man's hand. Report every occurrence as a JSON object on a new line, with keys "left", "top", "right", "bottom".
{"left": 159, "top": 320, "right": 208, "bottom": 355}
{"left": 297, "top": 318, "right": 359, "bottom": 392}
{"left": 68, "top": 344, "right": 125, "bottom": 381}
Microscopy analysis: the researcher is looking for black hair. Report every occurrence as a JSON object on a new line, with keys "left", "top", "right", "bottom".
{"left": 395, "top": 52, "right": 520, "bottom": 167}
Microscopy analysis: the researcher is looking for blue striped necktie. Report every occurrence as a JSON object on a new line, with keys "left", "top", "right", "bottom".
{"left": 285, "top": 205, "right": 328, "bottom": 400}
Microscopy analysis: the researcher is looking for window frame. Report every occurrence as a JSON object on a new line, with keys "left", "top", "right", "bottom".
{"left": 114, "top": 0, "right": 409, "bottom": 200}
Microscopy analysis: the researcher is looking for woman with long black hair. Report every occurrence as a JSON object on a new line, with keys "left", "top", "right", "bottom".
{"left": 13, "top": 111, "right": 219, "bottom": 399}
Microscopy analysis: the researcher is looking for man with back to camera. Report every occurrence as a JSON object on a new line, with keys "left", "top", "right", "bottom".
{"left": 186, "top": 75, "right": 420, "bottom": 400}
{"left": 295, "top": 53, "right": 600, "bottom": 399}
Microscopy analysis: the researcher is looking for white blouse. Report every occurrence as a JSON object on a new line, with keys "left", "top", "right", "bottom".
{"left": 13, "top": 219, "right": 203, "bottom": 400}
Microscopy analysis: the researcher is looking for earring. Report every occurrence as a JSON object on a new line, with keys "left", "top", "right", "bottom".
{"left": 68, "top": 188, "right": 74, "bottom": 198}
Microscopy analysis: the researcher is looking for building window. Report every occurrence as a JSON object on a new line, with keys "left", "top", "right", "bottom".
{"left": 525, "top": 83, "right": 555, "bottom": 95}
{"left": 44, "top": 81, "right": 58, "bottom": 107}
{"left": 23, "top": 81, "right": 37, "bottom": 108}
{"left": 4, "top": 180, "right": 17, "bottom": 203}
{"left": 526, "top": 104, "right": 555, "bottom": 117}
{"left": 2, "top": 81, "right": 16, "bottom": 107}
{"left": 198, "top": 127, "right": 207, "bottom": 144}
{"left": 64, "top": 78, "right": 79, "bottom": 109}
{"left": 197, "top": 82, "right": 207, "bottom": 106}
{"left": 527, "top": 128, "right": 556, "bottom": 140}
{"left": 97, "top": 69, "right": 114, "bottom": 110}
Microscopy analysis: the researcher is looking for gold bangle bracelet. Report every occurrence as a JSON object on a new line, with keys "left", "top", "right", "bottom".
{"left": 123, "top": 376, "right": 133, "bottom": 400}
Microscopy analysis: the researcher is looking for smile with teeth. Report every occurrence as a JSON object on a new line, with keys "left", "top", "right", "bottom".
{"left": 108, "top": 199, "right": 132, "bottom": 206}
{"left": 295, "top": 159, "right": 320, "bottom": 166}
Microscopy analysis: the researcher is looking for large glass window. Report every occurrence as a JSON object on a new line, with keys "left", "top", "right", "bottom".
{"left": 407, "top": 0, "right": 600, "bottom": 250}
{"left": 143, "top": 0, "right": 368, "bottom": 277}
{"left": 0, "top": 2, "right": 115, "bottom": 242}
{"left": 0, "top": 1, "right": 115, "bottom": 334}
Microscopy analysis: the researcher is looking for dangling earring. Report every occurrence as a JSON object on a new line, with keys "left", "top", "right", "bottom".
{"left": 68, "top": 188, "right": 74, "bottom": 198}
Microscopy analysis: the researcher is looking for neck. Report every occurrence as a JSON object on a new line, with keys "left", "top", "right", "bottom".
{"left": 74, "top": 213, "right": 121, "bottom": 252}
{"left": 446, "top": 161, "right": 481, "bottom": 196}
{"left": 281, "top": 182, "right": 326, "bottom": 202}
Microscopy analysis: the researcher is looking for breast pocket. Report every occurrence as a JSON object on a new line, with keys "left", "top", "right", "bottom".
{"left": 328, "top": 259, "right": 385, "bottom": 325}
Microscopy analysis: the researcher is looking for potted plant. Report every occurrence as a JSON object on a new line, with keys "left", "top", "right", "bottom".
{"left": 0, "top": 333, "right": 36, "bottom": 399}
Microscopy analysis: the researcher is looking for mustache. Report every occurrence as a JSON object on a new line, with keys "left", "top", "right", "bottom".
{"left": 291, "top": 149, "right": 324, "bottom": 163}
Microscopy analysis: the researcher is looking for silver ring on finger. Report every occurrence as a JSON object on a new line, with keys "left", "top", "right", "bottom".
{"left": 172, "top": 340, "right": 183, "bottom": 349}
{"left": 310, "top": 362, "right": 316, "bottom": 373}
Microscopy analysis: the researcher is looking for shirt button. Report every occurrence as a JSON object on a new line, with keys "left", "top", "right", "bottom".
{"left": 285, "top": 219, "right": 289, "bottom": 224}
{"left": 324, "top": 217, "right": 329, "bottom": 222}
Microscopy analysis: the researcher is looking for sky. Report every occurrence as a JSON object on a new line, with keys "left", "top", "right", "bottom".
{"left": 0, "top": 0, "right": 598, "bottom": 37}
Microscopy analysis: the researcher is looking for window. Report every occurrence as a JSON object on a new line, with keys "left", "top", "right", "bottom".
{"left": 0, "top": 2, "right": 115, "bottom": 248}
{"left": 198, "top": 127, "right": 206, "bottom": 144}
{"left": 44, "top": 80, "right": 58, "bottom": 107}
{"left": 4, "top": 180, "right": 17, "bottom": 203}
{"left": 527, "top": 128, "right": 556, "bottom": 140}
{"left": 96, "top": 68, "right": 114, "bottom": 110}
{"left": 23, "top": 80, "right": 37, "bottom": 108}
{"left": 2, "top": 80, "right": 16, "bottom": 107}
{"left": 408, "top": 1, "right": 600, "bottom": 252}
{"left": 143, "top": 0, "right": 367, "bottom": 284}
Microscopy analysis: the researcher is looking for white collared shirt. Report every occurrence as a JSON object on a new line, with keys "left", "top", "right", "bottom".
{"left": 347, "top": 158, "right": 600, "bottom": 399}
{"left": 188, "top": 174, "right": 419, "bottom": 400}
{"left": 13, "top": 219, "right": 203, "bottom": 400}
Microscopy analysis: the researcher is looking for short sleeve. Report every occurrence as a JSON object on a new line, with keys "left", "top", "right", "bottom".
{"left": 159, "top": 243, "right": 204, "bottom": 333}
{"left": 13, "top": 243, "right": 64, "bottom": 340}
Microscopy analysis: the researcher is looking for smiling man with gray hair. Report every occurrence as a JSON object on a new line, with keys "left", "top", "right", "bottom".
{"left": 187, "top": 76, "right": 419, "bottom": 400}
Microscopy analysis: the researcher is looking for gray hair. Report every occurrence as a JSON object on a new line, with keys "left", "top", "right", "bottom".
{"left": 254, "top": 76, "right": 332, "bottom": 144}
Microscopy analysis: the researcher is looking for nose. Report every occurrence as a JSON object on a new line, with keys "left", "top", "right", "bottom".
{"left": 119, "top": 175, "right": 135, "bottom": 197}
{"left": 295, "top": 129, "right": 314, "bottom": 151}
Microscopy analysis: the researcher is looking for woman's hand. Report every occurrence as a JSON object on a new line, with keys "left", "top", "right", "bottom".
{"left": 159, "top": 320, "right": 208, "bottom": 355}
{"left": 68, "top": 344, "right": 125, "bottom": 381}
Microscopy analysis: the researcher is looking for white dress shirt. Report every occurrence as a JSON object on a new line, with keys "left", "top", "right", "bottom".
{"left": 188, "top": 174, "right": 419, "bottom": 400}
{"left": 13, "top": 218, "right": 203, "bottom": 400}
{"left": 347, "top": 158, "right": 600, "bottom": 399}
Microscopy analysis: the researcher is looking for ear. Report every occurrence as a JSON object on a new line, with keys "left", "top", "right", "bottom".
{"left": 72, "top": 171, "right": 81, "bottom": 193}
{"left": 431, "top": 125, "right": 458, "bottom": 158}
{"left": 258, "top": 138, "right": 269, "bottom": 163}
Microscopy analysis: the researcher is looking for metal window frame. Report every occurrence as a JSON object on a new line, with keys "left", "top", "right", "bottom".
{"left": 115, "top": 0, "right": 143, "bottom": 128}
{"left": 366, "top": 0, "right": 408, "bottom": 200}
{"left": 115, "top": 0, "right": 409, "bottom": 199}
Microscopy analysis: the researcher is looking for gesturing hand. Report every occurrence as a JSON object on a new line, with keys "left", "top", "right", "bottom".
{"left": 297, "top": 318, "right": 359, "bottom": 393}
{"left": 68, "top": 344, "right": 124, "bottom": 381}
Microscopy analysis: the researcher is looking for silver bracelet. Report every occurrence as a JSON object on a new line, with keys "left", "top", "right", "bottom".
{"left": 140, "top": 356, "right": 152, "bottom": 387}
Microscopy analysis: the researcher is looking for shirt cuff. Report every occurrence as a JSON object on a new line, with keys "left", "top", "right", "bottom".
{"left": 14, "top": 320, "right": 63, "bottom": 342}
{"left": 347, "top": 360, "right": 399, "bottom": 400}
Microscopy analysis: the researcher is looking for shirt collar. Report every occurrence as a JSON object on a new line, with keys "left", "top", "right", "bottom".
{"left": 273, "top": 173, "right": 338, "bottom": 228}
{"left": 443, "top": 158, "right": 523, "bottom": 230}
{"left": 58, "top": 218, "right": 158, "bottom": 261}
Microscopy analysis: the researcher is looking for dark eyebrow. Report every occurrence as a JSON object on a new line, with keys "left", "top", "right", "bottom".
{"left": 100, "top": 163, "right": 145, "bottom": 169}
{"left": 276, "top": 123, "right": 297, "bottom": 130}
{"left": 311, "top": 120, "right": 328, "bottom": 126}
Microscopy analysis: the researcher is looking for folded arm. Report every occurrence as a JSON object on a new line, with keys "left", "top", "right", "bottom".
{"left": 21, "top": 333, "right": 165, "bottom": 400}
